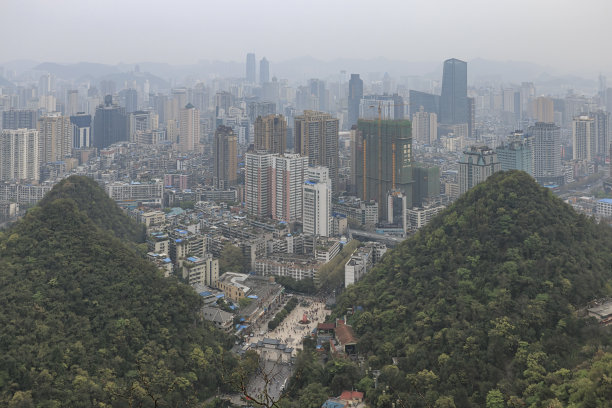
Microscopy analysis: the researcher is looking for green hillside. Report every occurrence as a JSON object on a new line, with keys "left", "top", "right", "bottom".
{"left": 336, "top": 171, "right": 612, "bottom": 407}
{"left": 0, "top": 177, "right": 234, "bottom": 406}
{"left": 38, "top": 176, "right": 146, "bottom": 242}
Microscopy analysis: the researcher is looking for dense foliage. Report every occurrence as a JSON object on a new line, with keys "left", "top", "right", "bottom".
{"left": 334, "top": 171, "right": 612, "bottom": 407}
{"left": 38, "top": 176, "right": 146, "bottom": 243}
{"left": 0, "top": 177, "right": 235, "bottom": 406}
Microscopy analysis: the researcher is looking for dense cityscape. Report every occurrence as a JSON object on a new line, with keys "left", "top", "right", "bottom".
{"left": 2, "top": 1, "right": 612, "bottom": 407}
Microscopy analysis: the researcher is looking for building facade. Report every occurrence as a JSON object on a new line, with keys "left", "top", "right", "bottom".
{"left": 458, "top": 146, "right": 501, "bottom": 195}
{"left": 0, "top": 129, "right": 40, "bottom": 182}
{"left": 213, "top": 125, "right": 237, "bottom": 189}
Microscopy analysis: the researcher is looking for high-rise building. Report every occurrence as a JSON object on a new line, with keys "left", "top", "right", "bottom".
{"left": 66, "top": 90, "right": 79, "bottom": 117}
{"left": 303, "top": 166, "right": 332, "bottom": 237}
{"left": 529, "top": 122, "right": 563, "bottom": 185}
{"left": 70, "top": 113, "right": 92, "bottom": 148}
{"left": 496, "top": 131, "right": 534, "bottom": 177}
{"left": 213, "top": 125, "right": 237, "bottom": 189}
{"left": 412, "top": 107, "right": 437, "bottom": 145}
{"left": 354, "top": 119, "right": 413, "bottom": 221}
{"left": 0, "top": 129, "right": 40, "bottom": 182}
{"left": 458, "top": 146, "right": 501, "bottom": 195}
{"left": 439, "top": 58, "right": 468, "bottom": 125}
{"left": 348, "top": 74, "right": 363, "bottom": 129}
{"left": 37, "top": 113, "right": 73, "bottom": 164}
{"left": 254, "top": 114, "right": 287, "bottom": 154}
{"left": 359, "top": 94, "right": 404, "bottom": 120}
{"left": 2, "top": 109, "right": 38, "bottom": 130}
{"left": 409, "top": 90, "right": 439, "bottom": 117}
{"left": 179, "top": 103, "right": 199, "bottom": 152}
{"left": 467, "top": 97, "right": 476, "bottom": 138}
{"left": 532, "top": 97, "right": 555, "bottom": 123}
{"left": 272, "top": 154, "right": 308, "bottom": 222}
{"left": 129, "top": 110, "right": 158, "bottom": 142}
{"left": 246, "top": 53, "right": 256, "bottom": 83}
{"left": 593, "top": 110, "right": 610, "bottom": 156}
{"left": 247, "top": 101, "right": 276, "bottom": 123}
{"left": 260, "top": 57, "right": 270, "bottom": 84}
{"left": 245, "top": 151, "right": 274, "bottom": 218}
{"left": 294, "top": 110, "right": 339, "bottom": 194}
{"left": 123, "top": 88, "right": 138, "bottom": 113}
{"left": 572, "top": 115, "right": 596, "bottom": 161}
{"left": 93, "top": 95, "right": 128, "bottom": 149}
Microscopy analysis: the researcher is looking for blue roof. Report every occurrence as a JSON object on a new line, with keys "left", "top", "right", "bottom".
{"left": 175, "top": 239, "right": 183, "bottom": 243}
{"left": 599, "top": 198, "right": 612, "bottom": 204}
{"left": 162, "top": 258, "right": 171, "bottom": 263}
{"left": 215, "top": 293, "right": 225, "bottom": 298}
{"left": 199, "top": 291, "right": 212, "bottom": 296}
{"left": 247, "top": 295, "right": 258, "bottom": 299}
{"left": 305, "top": 180, "right": 316, "bottom": 185}
{"left": 187, "top": 256, "right": 199, "bottom": 262}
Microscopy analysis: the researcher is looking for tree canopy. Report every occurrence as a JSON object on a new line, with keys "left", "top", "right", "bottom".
{"left": 334, "top": 171, "right": 612, "bottom": 407}
{"left": 0, "top": 176, "right": 235, "bottom": 406}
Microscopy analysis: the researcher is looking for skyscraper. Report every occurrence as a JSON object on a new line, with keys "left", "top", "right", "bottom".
{"left": 348, "top": 74, "right": 363, "bottom": 129}
{"left": 458, "top": 146, "right": 501, "bottom": 195}
{"left": 66, "top": 90, "right": 79, "bottom": 117}
{"left": 70, "top": 113, "right": 92, "bottom": 148}
{"left": 439, "top": 58, "right": 468, "bottom": 125}
{"left": 294, "top": 110, "right": 339, "bottom": 195}
{"left": 213, "top": 125, "right": 237, "bottom": 189}
{"left": 2, "top": 109, "right": 38, "bottom": 130}
{"left": 409, "top": 90, "right": 439, "bottom": 118}
{"left": 254, "top": 114, "right": 287, "bottom": 154}
{"left": 354, "top": 119, "right": 413, "bottom": 221}
{"left": 179, "top": 103, "right": 199, "bottom": 152}
{"left": 37, "top": 113, "right": 73, "bottom": 164}
{"left": 593, "top": 110, "right": 610, "bottom": 156}
{"left": 272, "top": 154, "right": 308, "bottom": 222}
{"left": 246, "top": 53, "right": 256, "bottom": 83}
{"left": 260, "top": 57, "right": 270, "bottom": 84}
{"left": 530, "top": 122, "right": 563, "bottom": 185}
{"left": 303, "top": 166, "right": 332, "bottom": 237}
{"left": 93, "top": 95, "right": 128, "bottom": 149}
{"left": 412, "top": 107, "right": 437, "bottom": 145}
{"left": 0, "top": 129, "right": 40, "bottom": 182}
{"left": 245, "top": 151, "right": 274, "bottom": 218}
{"left": 532, "top": 97, "right": 554, "bottom": 123}
{"left": 572, "top": 115, "right": 596, "bottom": 161}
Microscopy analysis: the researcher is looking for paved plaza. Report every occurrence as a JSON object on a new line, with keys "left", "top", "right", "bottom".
{"left": 250, "top": 295, "right": 330, "bottom": 355}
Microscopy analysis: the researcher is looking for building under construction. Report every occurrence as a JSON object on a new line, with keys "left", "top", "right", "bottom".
{"left": 354, "top": 119, "right": 413, "bottom": 221}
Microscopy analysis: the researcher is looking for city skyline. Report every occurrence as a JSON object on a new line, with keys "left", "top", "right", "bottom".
{"left": 2, "top": 0, "right": 612, "bottom": 76}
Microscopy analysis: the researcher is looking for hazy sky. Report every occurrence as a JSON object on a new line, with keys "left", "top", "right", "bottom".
{"left": 3, "top": 0, "right": 612, "bottom": 73}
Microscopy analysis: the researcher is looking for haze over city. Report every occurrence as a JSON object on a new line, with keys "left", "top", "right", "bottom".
{"left": 3, "top": 1, "right": 612, "bottom": 407}
{"left": 3, "top": 0, "right": 612, "bottom": 77}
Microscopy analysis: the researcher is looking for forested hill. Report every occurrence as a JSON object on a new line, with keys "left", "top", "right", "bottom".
{"left": 38, "top": 176, "right": 145, "bottom": 242}
{"left": 337, "top": 171, "right": 612, "bottom": 407}
{"left": 0, "top": 178, "right": 234, "bottom": 406}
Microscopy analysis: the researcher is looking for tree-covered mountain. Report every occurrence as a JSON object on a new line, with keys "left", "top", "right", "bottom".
{"left": 38, "top": 176, "right": 145, "bottom": 242}
{"left": 0, "top": 176, "right": 234, "bottom": 406}
{"left": 336, "top": 171, "right": 612, "bottom": 407}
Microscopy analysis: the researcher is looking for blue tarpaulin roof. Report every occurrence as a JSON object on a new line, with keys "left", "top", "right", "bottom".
{"left": 247, "top": 295, "right": 258, "bottom": 299}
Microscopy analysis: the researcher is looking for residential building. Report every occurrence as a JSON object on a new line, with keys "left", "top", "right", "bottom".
{"left": 183, "top": 255, "right": 219, "bottom": 287}
{"left": 105, "top": 180, "right": 163, "bottom": 207}
{"left": 2, "top": 109, "right": 38, "bottom": 130}
{"left": 303, "top": 166, "right": 332, "bottom": 237}
{"left": 572, "top": 115, "right": 596, "bottom": 161}
{"left": 496, "top": 131, "right": 535, "bottom": 176}
{"left": 213, "top": 125, "right": 237, "bottom": 189}
{"left": 260, "top": 57, "right": 270, "bottom": 84}
{"left": 0, "top": 129, "right": 40, "bottom": 182}
{"left": 272, "top": 154, "right": 308, "bottom": 222}
{"left": 70, "top": 113, "right": 92, "bottom": 148}
{"left": 179, "top": 103, "right": 199, "bottom": 152}
{"left": 458, "top": 146, "right": 501, "bottom": 195}
{"left": 245, "top": 151, "right": 274, "bottom": 218}
{"left": 294, "top": 110, "right": 339, "bottom": 194}
{"left": 530, "top": 122, "right": 563, "bottom": 185}
{"left": 37, "top": 113, "right": 73, "bottom": 164}
{"left": 255, "top": 114, "right": 287, "bottom": 154}
{"left": 412, "top": 107, "right": 437, "bottom": 145}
